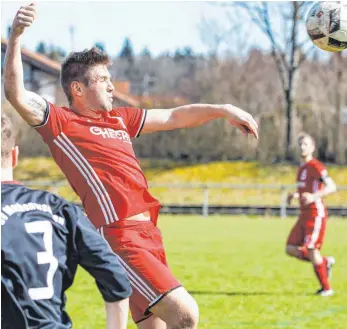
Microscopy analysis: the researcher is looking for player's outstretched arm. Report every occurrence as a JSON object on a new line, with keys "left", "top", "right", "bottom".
{"left": 141, "top": 104, "right": 258, "bottom": 139}
{"left": 4, "top": 3, "right": 47, "bottom": 126}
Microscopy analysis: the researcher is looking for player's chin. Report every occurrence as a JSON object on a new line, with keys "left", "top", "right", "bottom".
{"left": 101, "top": 102, "right": 113, "bottom": 112}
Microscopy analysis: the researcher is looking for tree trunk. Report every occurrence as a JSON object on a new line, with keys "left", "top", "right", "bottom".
{"left": 284, "top": 2, "right": 300, "bottom": 161}
{"left": 285, "top": 89, "right": 292, "bottom": 159}
{"left": 334, "top": 52, "right": 346, "bottom": 164}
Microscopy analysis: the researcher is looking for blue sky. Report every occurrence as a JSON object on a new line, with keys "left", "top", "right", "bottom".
{"left": 1, "top": 1, "right": 273, "bottom": 56}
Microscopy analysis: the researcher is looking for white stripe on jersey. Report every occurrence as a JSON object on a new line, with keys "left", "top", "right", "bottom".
{"left": 309, "top": 198, "right": 325, "bottom": 249}
{"left": 53, "top": 134, "right": 117, "bottom": 225}
{"left": 313, "top": 180, "right": 319, "bottom": 193}
{"left": 134, "top": 110, "right": 147, "bottom": 138}
{"left": 59, "top": 133, "right": 119, "bottom": 223}
{"left": 54, "top": 137, "right": 111, "bottom": 225}
{"left": 308, "top": 215, "right": 322, "bottom": 249}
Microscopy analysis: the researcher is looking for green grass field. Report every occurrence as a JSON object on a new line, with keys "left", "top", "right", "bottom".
{"left": 67, "top": 215, "right": 347, "bottom": 329}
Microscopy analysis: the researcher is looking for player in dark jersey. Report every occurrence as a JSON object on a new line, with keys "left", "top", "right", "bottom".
{"left": 1, "top": 114, "right": 132, "bottom": 328}
{"left": 286, "top": 133, "right": 337, "bottom": 296}
{"left": 4, "top": 4, "right": 258, "bottom": 328}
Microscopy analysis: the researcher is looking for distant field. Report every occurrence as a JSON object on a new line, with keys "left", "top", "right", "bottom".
{"left": 67, "top": 215, "right": 347, "bottom": 329}
{"left": 15, "top": 158, "right": 347, "bottom": 206}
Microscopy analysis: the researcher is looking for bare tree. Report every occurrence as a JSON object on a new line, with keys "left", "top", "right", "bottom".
{"left": 230, "top": 1, "right": 313, "bottom": 160}
{"left": 198, "top": 18, "right": 227, "bottom": 57}
{"left": 198, "top": 7, "right": 252, "bottom": 59}
{"left": 334, "top": 52, "right": 346, "bottom": 164}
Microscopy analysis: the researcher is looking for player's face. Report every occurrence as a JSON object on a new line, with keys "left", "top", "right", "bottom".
{"left": 299, "top": 137, "right": 315, "bottom": 157}
{"left": 83, "top": 65, "right": 114, "bottom": 111}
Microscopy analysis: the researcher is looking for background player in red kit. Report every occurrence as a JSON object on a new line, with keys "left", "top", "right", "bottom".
{"left": 4, "top": 3, "right": 258, "bottom": 328}
{"left": 286, "top": 133, "right": 337, "bottom": 297}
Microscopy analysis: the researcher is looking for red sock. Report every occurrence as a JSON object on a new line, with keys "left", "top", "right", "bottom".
{"left": 314, "top": 257, "right": 330, "bottom": 290}
{"left": 297, "top": 247, "right": 310, "bottom": 262}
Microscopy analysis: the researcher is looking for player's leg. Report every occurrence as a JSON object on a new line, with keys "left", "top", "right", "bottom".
{"left": 305, "top": 214, "right": 334, "bottom": 296}
{"left": 285, "top": 218, "right": 309, "bottom": 261}
{"left": 147, "top": 287, "right": 199, "bottom": 329}
{"left": 137, "top": 315, "right": 166, "bottom": 329}
{"left": 307, "top": 248, "right": 333, "bottom": 296}
{"left": 103, "top": 222, "right": 198, "bottom": 328}
{"left": 285, "top": 245, "right": 309, "bottom": 261}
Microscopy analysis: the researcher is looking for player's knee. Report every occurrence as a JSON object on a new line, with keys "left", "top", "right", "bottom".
{"left": 172, "top": 314, "right": 197, "bottom": 329}
{"left": 307, "top": 248, "right": 321, "bottom": 265}
{"left": 172, "top": 300, "right": 199, "bottom": 329}
{"left": 285, "top": 245, "right": 295, "bottom": 257}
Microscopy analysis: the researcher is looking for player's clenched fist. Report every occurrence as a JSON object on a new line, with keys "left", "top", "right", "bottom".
{"left": 12, "top": 3, "right": 36, "bottom": 36}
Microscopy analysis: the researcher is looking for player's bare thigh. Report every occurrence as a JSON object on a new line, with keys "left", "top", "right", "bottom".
{"left": 143, "top": 287, "right": 199, "bottom": 329}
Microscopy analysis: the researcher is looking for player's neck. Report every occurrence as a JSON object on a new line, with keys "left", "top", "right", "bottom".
{"left": 1, "top": 168, "right": 14, "bottom": 181}
{"left": 70, "top": 104, "right": 103, "bottom": 119}
{"left": 301, "top": 155, "right": 313, "bottom": 164}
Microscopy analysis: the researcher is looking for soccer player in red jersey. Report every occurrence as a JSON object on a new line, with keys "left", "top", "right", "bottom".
{"left": 286, "top": 133, "right": 337, "bottom": 297}
{"left": 4, "top": 4, "right": 258, "bottom": 328}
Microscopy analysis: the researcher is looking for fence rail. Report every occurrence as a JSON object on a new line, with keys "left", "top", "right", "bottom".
{"left": 21, "top": 181, "right": 347, "bottom": 217}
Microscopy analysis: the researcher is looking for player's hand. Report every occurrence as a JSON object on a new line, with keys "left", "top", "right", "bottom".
{"left": 287, "top": 192, "right": 299, "bottom": 205}
{"left": 301, "top": 192, "right": 316, "bottom": 205}
{"left": 287, "top": 193, "right": 294, "bottom": 206}
{"left": 223, "top": 105, "right": 259, "bottom": 139}
{"left": 11, "top": 3, "right": 36, "bottom": 37}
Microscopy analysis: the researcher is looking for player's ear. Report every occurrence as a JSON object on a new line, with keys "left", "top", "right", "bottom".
{"left": 71, "top": 81, "right": 84, "bottom": 99}
{"left": 12, "top": 146, "right": 19, "bottom": 168}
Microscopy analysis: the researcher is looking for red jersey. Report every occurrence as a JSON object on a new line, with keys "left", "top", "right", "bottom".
{"left": 296, "top": 158, "right": 328, "bottom": 213}
{"left": 35, "top": 102, "right": 161, "bottom": 229}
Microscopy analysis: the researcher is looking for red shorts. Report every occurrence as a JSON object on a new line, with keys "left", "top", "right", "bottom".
{"left": 102, "top": 221, "right": 181, "bottom": 323}
{"left": 286, "top": 209, "right": 328, "bottom": 250}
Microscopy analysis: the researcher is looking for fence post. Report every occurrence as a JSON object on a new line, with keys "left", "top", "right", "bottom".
{"left": 202, "top": 187, "right": 209, "bottom": 217}
{"left": 280, "top": 187, "right": 287, "bottom": 219}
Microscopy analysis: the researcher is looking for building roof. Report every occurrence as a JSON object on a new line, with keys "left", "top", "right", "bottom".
{"left": 1, "top": 37, "right": 61, "bottom": 76}
{"left": 2, "top": 37, "right": 187, "bottom": 108}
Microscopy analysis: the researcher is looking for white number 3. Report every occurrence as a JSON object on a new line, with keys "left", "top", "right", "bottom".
{"left": 25, "top": 221, "right": 58, "bottom": 300}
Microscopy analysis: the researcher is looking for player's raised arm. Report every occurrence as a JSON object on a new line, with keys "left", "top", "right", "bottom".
{"left": 141, "top": 104, "right": 259, "bottom": 139}
{"left": 4, "top": 3, "right": 47, "bottom": 126}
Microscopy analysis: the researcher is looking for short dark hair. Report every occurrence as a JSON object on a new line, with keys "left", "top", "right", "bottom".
{"left": 61, "top": 47, "right": 111, "bottom": 104}
{"left": 1, "top": 114, "right": 16, "bottom": 166}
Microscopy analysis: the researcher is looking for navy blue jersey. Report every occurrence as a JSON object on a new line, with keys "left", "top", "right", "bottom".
{"left": 1, "top": 182, "right": 132, "bottom": 329}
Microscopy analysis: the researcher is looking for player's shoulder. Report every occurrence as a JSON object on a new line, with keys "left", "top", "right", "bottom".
{"left": 311, "top": 158, "right": 326, "bottom": 169}
{"left": 46, "top": 102, "right": 74, "bottom": 119}
{"left": 3, "top": 183, "right": 76, "bottom": 214}
{"left": 39, "top": 188, "right": 80, "bottom": 215}
{"left": 110, "top": 107, "right": 129, "bottom": 116}
{"left": 309, "top": 158, "right": 328, "bottom": 177}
